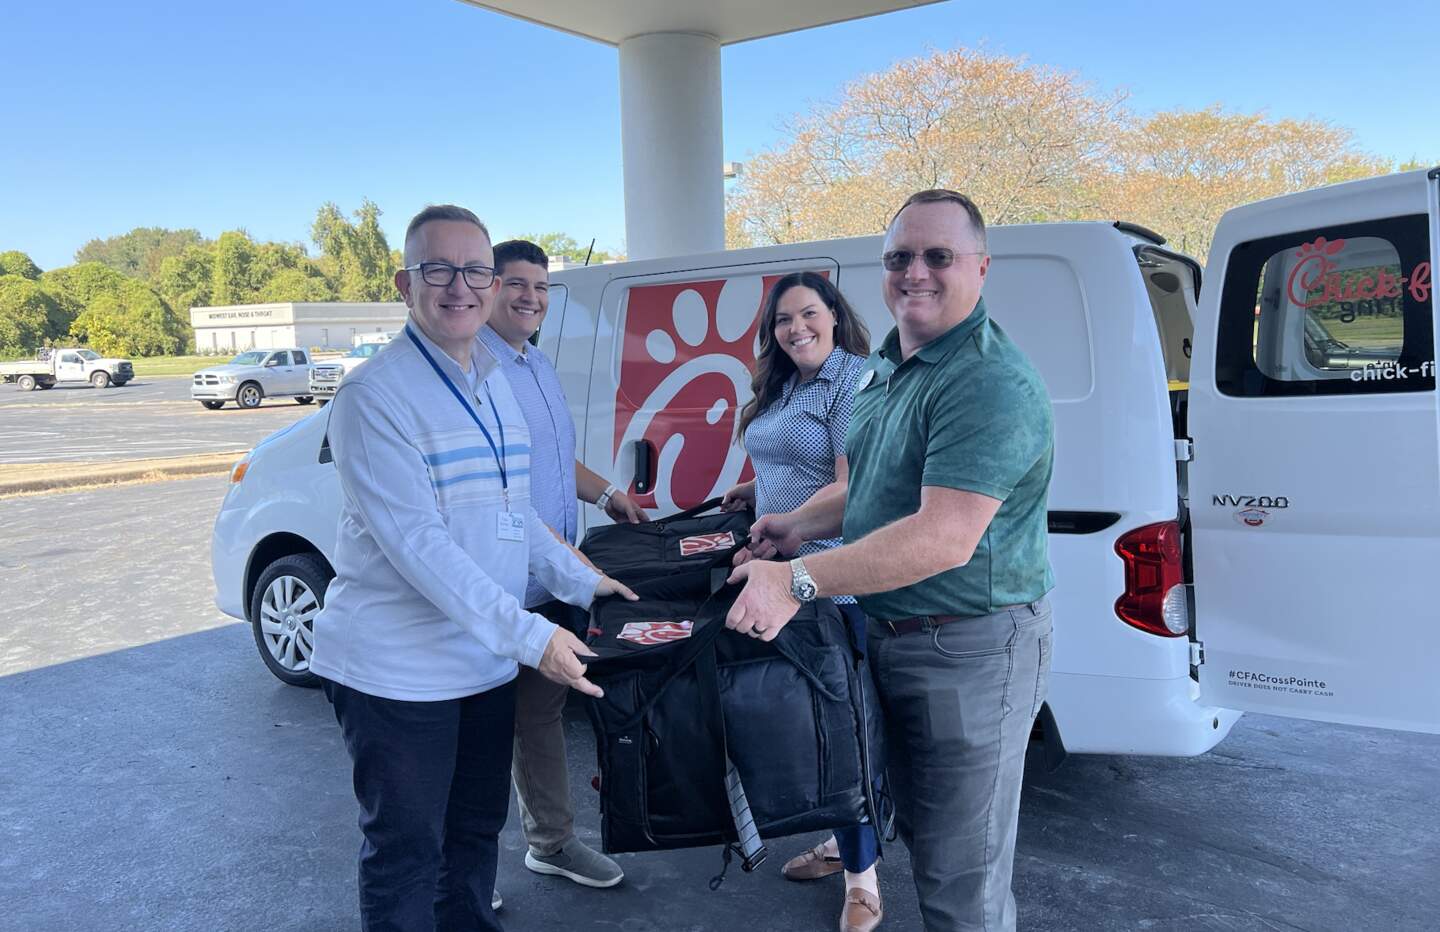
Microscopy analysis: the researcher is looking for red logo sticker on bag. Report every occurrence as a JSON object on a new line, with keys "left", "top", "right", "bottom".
{"left": 617, "top": 620, "right": 694, "bottom": 645}
{"left": 678, "top": 531, "right": 736, "bottom": 556}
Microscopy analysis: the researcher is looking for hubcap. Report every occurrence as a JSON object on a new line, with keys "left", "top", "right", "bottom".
{"left": 259, "top": 574, "right": 319, "bottom": 673}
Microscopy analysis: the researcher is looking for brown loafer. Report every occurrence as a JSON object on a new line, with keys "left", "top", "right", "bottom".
{"left": 781, "top": 841, "right": 844, "bottom": 882}
{"left": 841, "top": 888, "right": 883, "bottom": 932}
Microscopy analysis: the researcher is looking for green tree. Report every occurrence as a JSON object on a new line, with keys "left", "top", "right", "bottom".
{"left": 312, "top": 199, "right": 398, "bottom": 301}
{"left": 0, "top": 275, "right": 61, "bottom": 355}
{"left": 0, "top": 251, "right": 42, "bottom": 280}
{"left": 259, "top": 267, "right": 336, "bottom": 303}
{"left": 515, "top": 233, "right": 619, "bottom": 265}
{"left": 70, "top": 279, "right": 187, "bottom": 357}
{"left": 155, "top": 243, "right": 216, "bottom": 311}
{"left": 211, "top": 230, "right": 260, "bottom": 305}
{"left": 75, "top": 227, "right": 205, "bottom": 281}
{"left": 38, "top": 262, "right": 130, "bottom": 336}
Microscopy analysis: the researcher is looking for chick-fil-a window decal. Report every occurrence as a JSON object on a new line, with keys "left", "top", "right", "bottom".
{"left": 1286, "top": 235, "right": 1432, "bottom": 318}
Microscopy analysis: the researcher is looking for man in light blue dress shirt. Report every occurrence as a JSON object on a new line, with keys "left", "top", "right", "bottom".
{"left": 481, "top": 240, "right": 648, "bottom": 893}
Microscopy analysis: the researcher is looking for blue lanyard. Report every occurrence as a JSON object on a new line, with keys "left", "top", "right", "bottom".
{"left": 405, "top": 326, "right": 508, "bottom": 497}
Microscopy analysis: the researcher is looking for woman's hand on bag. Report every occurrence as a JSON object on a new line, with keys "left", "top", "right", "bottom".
{"left": 605, "top": 490, "right": 649, "bottom": 524}
{"left": 720, "top": 481, "right": 755, "bottom": 512}
{"left": 538, "top": 627, "right": 604, "bottom": 698}
{"left": 750, "top": 513, "right": 803, "bottom": 558}
{"left": 594, "top": 575, "right": 639, "bottom": 602}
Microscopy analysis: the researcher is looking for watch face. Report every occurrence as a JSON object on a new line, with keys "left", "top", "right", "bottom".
{"left": 795, "top": 580, "right": 818, "bottom": 602}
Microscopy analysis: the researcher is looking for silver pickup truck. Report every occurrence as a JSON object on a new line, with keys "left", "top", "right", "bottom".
{"left": 0, "top": 348, "right": 134, "bottom": 390}
{"left": 191, "top": 348, "right": 317, "bottom": 410}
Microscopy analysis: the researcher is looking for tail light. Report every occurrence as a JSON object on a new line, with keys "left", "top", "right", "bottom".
{"left": 1114, "top": 521, "right": 1186, "bottom": 636}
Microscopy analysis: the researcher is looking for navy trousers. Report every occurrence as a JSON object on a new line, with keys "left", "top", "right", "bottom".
{"left": 323, "top": 677, "right": 517, "bottom": 932}
{"left": 834, "top": 602, "right": 880, "bottom": 873}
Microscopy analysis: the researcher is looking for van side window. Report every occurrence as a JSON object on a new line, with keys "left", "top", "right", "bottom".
{"left": 1215, "top": 214, "right": 1433, "bottom": 396}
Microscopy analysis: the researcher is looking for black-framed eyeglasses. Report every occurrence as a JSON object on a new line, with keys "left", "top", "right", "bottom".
{"left": 881, "top": 248, "right": 984, "bottom": 272}
{"left": 402, "top": 262, "right": 497, "bottom": 289}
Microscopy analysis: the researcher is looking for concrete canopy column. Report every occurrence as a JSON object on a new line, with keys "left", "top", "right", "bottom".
{"left": 618, "top": 32, "right": 724, "bottom": 260}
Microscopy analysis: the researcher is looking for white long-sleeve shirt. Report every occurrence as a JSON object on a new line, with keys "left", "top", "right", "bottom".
{"left": 309, "top": 322, "right": 601, "bottom": 701}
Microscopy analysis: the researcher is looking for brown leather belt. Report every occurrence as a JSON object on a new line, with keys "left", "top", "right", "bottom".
{"left": 878, "top": 615, "right": 966, "bottom": 636}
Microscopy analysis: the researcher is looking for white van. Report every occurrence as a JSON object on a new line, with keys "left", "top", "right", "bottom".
{"left": 210, "top": 168, "right": 1440, "bottom": 755}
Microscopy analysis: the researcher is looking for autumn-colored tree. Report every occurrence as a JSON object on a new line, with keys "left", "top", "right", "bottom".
{"left": 726, "top": 48, "right": 1126, "bottom": 246}
{"left": 1094, "top": 107, "right": 1393, "bottom": 259}
{"left": 726, "top": 48, "right": 1409, "bottom": 259}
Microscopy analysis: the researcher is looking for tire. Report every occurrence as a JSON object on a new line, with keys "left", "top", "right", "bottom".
{"left": 16, "top": 375, "right": 36, "bottom": 391}
{"left": 250, "top": 552, "right": 333, "bottom": 688}
{"left": 90, "top": 370, "right": 111, "bottom": 389}
{"left": 236, "top": 381, "right": 263, "bottom": 409}
{"left": 113, "top": 379, "right": 129, "bottom": 387}
{"left": 38, "top": 381, "right": 54, "bottom": 389}
{"left": 201, "top": 400, "right": 225, "bottom": 410}
{"left": 318, "top": 398, "right": 330, "bottom": 407}
{"left": 295, "top": 395, "right": 314, "bottom": 405}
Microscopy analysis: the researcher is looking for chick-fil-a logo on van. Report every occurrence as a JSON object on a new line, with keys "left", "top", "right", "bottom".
{"left": 1284, "top": 235, "right": 1431, "bottom": 309}
{"left": 613, "top": 274, "right": 806, "bottom": 512}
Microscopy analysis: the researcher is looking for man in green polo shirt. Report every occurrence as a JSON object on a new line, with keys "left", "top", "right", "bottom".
{"left": 726, "top": 189, "right": 1054, "bottom": 932}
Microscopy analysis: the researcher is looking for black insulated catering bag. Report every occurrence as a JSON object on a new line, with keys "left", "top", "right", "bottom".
{"left": 579, "top": 497, "right": 752, "bottom": 588}
{"left": 583, "top": 576, "right": 887, "bottom": 859}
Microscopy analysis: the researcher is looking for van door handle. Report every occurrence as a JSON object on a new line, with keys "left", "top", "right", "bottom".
{"left": 631, "top": 439, "right": 655, "bottom": 494}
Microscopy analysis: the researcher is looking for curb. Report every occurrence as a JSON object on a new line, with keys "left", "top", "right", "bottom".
{"left": 0, "top": 452, "right": 243, "bottom": 497}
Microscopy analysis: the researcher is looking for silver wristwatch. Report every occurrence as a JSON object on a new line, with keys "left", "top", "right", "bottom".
{"left": 789, "top": 558, "right": 818, "bottom": 603}
{"left": 595, "top": 484, "right": 618, "bottom": 511}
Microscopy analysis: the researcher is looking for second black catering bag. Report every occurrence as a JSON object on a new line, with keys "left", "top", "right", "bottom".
{"left": 580, "top": 497, "right": 752, "bottom": 588}
{"left": 582, "top": 574, "right": 888, "bottom": 861}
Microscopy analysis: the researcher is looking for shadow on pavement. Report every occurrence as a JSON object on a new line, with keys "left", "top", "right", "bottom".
{"left": 2, "top": 623, "right": 1436, "bottom": 931}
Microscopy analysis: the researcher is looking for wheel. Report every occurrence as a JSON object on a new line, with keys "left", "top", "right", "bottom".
{"left": 201, "top": 400, "right": 225, "bottom": 410}
{"left": 250, "top": 552, "right": 333, "bottom": 688}
{"left": 318, "top": 398, "right": 329, "bottom": 407}
{"left": 38, "top": 381, "right": 54, "bottom": 389}
{"left": 295, "top": 395, "right": 314, "bottom": 405}
{"left": 236, "top": 381, "right": 263, "bottom": 409}
{"left": 90, "top": 370, "right": 111, "bottom": 389}
{"left": 16, "top": 374, "right": 36, "bottom": 391}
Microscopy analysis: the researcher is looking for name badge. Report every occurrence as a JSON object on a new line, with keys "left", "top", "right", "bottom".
{"left": 497, "top": 512, "right": 525, "bottom": 542}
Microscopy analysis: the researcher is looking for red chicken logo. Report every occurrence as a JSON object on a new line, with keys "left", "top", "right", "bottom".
{"left": 613, "top": 275, "right": 774, "bottom": 511}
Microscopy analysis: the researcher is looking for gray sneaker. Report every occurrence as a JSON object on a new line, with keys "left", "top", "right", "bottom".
{"left": 491, "top": 889, "right": 502, "bottom": 911}
{"left": 524, "top": 838, "right": 624, "bottom": 888}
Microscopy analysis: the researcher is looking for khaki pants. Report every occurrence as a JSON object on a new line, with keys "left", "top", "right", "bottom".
{"left": 511, "top": 602, "right": 577, "bottom": 855}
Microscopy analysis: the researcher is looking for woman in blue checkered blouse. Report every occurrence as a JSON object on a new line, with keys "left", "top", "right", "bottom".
{"left": 720, "top": 271, "right": 885, "bottom": 932}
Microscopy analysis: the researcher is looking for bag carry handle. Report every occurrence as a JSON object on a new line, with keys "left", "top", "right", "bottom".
{"left": 666, "top": 496, "right": 726, "bottom": 521}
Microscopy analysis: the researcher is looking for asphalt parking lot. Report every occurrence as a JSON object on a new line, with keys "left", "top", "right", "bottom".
{"left": 2, "top": 476, "right": 1437, "bottom": 932}
{"left": 0, "top": 377, "right": 317, "bottom": 464}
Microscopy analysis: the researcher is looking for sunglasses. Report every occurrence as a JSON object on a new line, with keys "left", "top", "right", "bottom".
{"left": 881, "top": 248, "right": 984, "bottom": 272}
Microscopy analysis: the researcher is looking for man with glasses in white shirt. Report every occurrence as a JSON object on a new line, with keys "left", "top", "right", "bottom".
{"left": 310, "top": 205, "right": 635, "bottom": 932}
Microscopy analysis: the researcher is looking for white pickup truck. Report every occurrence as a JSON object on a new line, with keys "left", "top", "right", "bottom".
{"left": 0, "top": 348, "right": 134, "bottom": 390}
{"left": 307, "top": 339, "right": 391, "bottom": 404}
{"left": 211, "top": 168, "right": 1440, "bottom": 758}
{"left": 191, "top": 348, "right": 317, "bottom": 410}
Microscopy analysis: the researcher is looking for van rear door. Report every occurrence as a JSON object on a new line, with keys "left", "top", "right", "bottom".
{"left": 1187, "top": 169, "right": 1440, "bottom": 734}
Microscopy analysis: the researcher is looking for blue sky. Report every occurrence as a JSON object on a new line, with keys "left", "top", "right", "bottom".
{"left": 3, "top": 0, "right": 1436, "bottom": 271}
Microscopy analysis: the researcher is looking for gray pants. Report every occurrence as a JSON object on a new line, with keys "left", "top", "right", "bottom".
{"left": 868, "top": 599, "right": 1052, "bottom": 932}
{"left": 511, "top": 604, "right": 577, "bottom": 856}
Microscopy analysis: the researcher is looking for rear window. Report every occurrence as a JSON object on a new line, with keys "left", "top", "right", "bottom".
{"left": 1215, "top": 214, "right": 1433, "bottom": 396}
